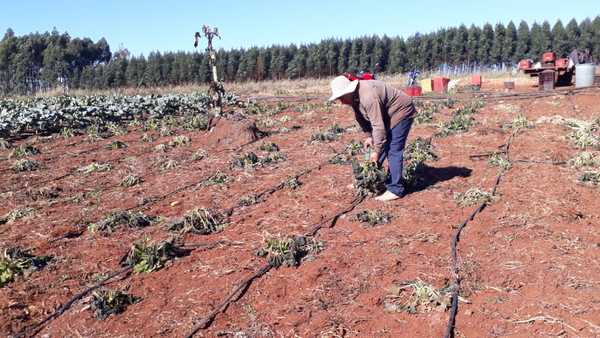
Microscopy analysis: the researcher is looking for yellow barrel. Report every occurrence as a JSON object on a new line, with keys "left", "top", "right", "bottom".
{"left": 420, "top": 78, "right": 433, "bottom": 93}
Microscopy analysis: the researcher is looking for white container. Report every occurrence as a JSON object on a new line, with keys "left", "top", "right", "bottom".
{"left": 575, "top": 64, "right": 596, "bottom": 88}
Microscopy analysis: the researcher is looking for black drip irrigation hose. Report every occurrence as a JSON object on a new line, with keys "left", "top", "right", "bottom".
{"left": 443, "top": 132, "right": 516, "bottom": 338}
{"left": 18, "top": 240, "right": 237, "bottom": 337}
{"left": 184, "top": 194, "right": 367, "bottom": 337}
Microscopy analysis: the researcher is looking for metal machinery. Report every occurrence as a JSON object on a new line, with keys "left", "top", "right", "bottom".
{"left": 518, "top": 52, "right": 573, "bottom": 90}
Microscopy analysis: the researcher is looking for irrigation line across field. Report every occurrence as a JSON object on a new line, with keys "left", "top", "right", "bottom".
{"left": 18, "top": 240, "right": 237, "bottom": 338}
{"left": 185, "top": 194, "right": 367, "bottom": 338}
{"left": 22, "top": 143, "right": 349, "bottom": 336}
{"left": 443, "top": 129, "right": 518, "bottom": 338}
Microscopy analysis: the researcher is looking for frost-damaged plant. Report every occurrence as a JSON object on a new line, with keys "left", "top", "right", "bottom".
{"left": 91, "top": 289, "right": 140, "bottom": 320}
{"left": 352, "top": 160, "right": 388, "bottom": 196}
{"left": 78, "top": 162, "right": 112, "bottom": 174}
{"left": 0, "top": 207, "right": 35, "bottom": 224}
{"left": 9, "top": 144, "right": 40, "bottom": 159}
{"left": 120, "top": 238, "right": 189, "bottom": 273}
{"left": 354, "top": 209, "right": 392, "bottom": 227}
{"left": 414, "top": 102, "right": 440, "bottom": 124}
{"left": 579, "top": 170, "right": 600, "bottom": 186}
{"left": 106, "top": 122, "right": 127, "bottom": 136}
{"left": 0, "top": 138, "right": 10, "bottom": 149}
{"left": 239, "top": 194, "right": 259, "bottom": 206}
{"left": 183, "top": 115, "right": 209, "bottom": 131}
{"left": 61, "top": 127, "right": 76, "bottom": 139}
{"left": 86, "top": 124, "right": 102, "bottom": 141}
{"left": 436, "top": 110, "right": 475, "bottom": 136}
{"left": 169, "top": 135, "right": 191, "bottom": 147}
{"left": 568, "top": 152, "right": 600, "bottom": 168}
{"left": 383, "top": 279, "right": 451, "bottom": 314}
{"left": 567, "top": 119, "right": 600, "bottom": 149}
{"left": 260, "top": 152, "right": 287, "bottom": 165}
{"left": 330, "top": 140, "right": 365, "bottom": 165}
{"left": 140, "top": 133, "right": 154, "bottom": 143}
{"left": 120, "top": 174, "right": 143, "bottom": 187}
{"left": 205, "top": 171, "right": 229, "bottom": 185}
{"left": 106, "top": 140, "right": 127, "bottom": 150}
{"left": 310, "top": 123, "right": 345, "bottom": 143}
{"left": 232, "top": 152, "right": 260, "bottom": 168}
{"left": 487, "top": 152, "right": 511, "bottom": 171}
{"left": 12, "top": 159, "right": 40, "bottom": 172}
{"left": 284, "top": 177, "right": 302, "bottom": 190}
{"left": 506, "top": 113, "right": 533, "bottom": 132}
{"left": 0, "top": 247, "right": 52, "bottom": 287}
{"left": 259, "top": 142, "right": 279, "bottom": 152}
{"left": 191, "top": 149, "right": 208, "bottom": 161}
{"left": 88, "top": 211, "right": 157, "bottom": 233}
{"left": 454, "top": 187, "right": 493, "bottom": 207}
{"left": 154, "top": 143, "right": 169, "bottom": 152}
{"left": 160, "top": 159, "right": 179, "bottom": 171}
{"left": 256, "top": 235, "right": 324, "bottom": 268}
{"left": 167, "top": 208, "right": 227, "bottom": 235}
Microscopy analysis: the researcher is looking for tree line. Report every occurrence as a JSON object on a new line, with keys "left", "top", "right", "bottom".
{"left": 1, "top": 17, "right": 599, "bottom": 95}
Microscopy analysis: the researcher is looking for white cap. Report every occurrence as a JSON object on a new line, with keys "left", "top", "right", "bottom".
{"left": 328, "top": 75, "right": 359, "bottom": 101}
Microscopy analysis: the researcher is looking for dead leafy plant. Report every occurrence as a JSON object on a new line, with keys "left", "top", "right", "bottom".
{"left": 9, "top": 144, "right": 40, "bottom": 159}
{"left": 352, "top": 160, "right": 388, "bottom": 196}
{"left": 88, "top": 211, "right": 157, "bottom": 233}
{"left": 106, "top": 140, "right": 127, "bottom": 150}
{"left": 204, "top": 171, "right": 229, "bottom": 185}
{"left": 383, "top": 279, "right": 451, "bottom": 314}
{"left": 259, "top": 142, "right": 279, "bottom": 152}
{"left": 239, "top": 194, "right": 259, "bottom": 206}
{"left": 568, "top": 152, "right": 600, "bottom": 168}
{"left": 191, "top": 149, "right": 208, "bottom": 161}
{"left": 91, "top": 289, "right": 140, "bottom": 320}
{"left": 169, "top": 135, "right": 191, "bottom": 147}
{"left": 256, "top": 235, "right": 323, "bottom": 268}
{"left": 78, "top": 162, "right": 112, "bottom": 174}
{"left": 454, "top": 187, "right": 493, "bottom": 207}
{"left": 160, "top": 159, "right": 179, "bottom": 171}
{"left": 0, "top": 247, "right": 52, "bottom": 287}
{"left": 12, "top": 159, "right": 40, "bottom": 172}
{"left": 487, "top": 152, "right": 511, "bottom": 171}
{"left": 284, "top": 177, "right": 302, "bottom": 190}
{"left": 0, "top": 207, "right": 35, "bottom": 224}
{"left": 167, "top": 208, "right": 227, "bottom": 235}
{"left": 120, "top": 175, "right": 143, "bottom": 187}
{"left": 403, "top": 137, "right": 438, "bottom": 186}
{"left": 121, "top": 238, "right": 189, "bottom": 273}
{"left": 0, "top": 138, "right": 10, "bottom": 149}
{"left": 579, "top": 170, "right": 600, "bottom": 186}
{"left": 354, "top": 209, "right": 392, "bottom": 227}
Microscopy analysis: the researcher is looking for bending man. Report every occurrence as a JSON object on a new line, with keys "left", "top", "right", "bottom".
{"left": 329, "top": 75, "right": 415, "bottom": 202}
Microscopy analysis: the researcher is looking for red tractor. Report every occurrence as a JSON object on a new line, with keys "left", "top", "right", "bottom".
{"left": 519, "top": 52, "right": 574, "bottom": 90}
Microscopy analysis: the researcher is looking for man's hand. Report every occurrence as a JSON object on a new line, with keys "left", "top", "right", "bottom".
{"left": 364, "top": 137, "right": 373, "bottom": 148}
{"left": 369, "top": 151, "right": 379, "bottom": 163}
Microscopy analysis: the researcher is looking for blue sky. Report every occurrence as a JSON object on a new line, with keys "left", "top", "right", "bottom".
{"left": 1, "top": 1, "right": 597, "bottom": 56}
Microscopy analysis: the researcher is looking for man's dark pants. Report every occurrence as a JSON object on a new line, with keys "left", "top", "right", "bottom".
{"left": 377, "top": 117, "right": 414, "bottom": 196}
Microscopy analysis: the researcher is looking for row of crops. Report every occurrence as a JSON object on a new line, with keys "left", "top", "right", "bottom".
{"left": 0, "top": 92, "right": 243, "bottom": 138}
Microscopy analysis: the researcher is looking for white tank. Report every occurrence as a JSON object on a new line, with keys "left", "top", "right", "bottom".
{"left": 575, "top": 64, "right": 596, "bottom": 88}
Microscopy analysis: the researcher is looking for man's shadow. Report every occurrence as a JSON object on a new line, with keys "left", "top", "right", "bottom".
{"left": 407, "top": 164, "right": 472, "bottom": 194}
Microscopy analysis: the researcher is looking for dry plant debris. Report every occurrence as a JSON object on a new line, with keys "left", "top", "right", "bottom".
{"left": 454, "top": 187, "right": 494, "bottom": 207}
{"left": 256, "top": 235, "right": 323, "bottom": 268}
{"left": 384, "top": 279, "right": 451, "bottom": 314}
{"left": 120, "top": 238, "right": 189, "bottom": 273}
{"left": 91, "top": 289, "right": 140, "bottom": 320}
